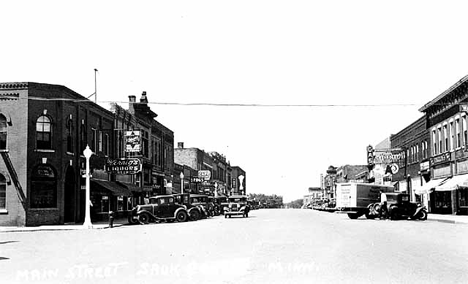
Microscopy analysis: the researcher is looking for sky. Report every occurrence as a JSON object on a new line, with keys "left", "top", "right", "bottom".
{"left": 3, "top": 1, "right": 468, "bottom": 202}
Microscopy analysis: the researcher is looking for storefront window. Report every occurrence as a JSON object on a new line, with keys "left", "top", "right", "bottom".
{"left": 117, "top": 196, "right": 124, "bottom": 211}
{"left": 100, "top": 196, "right": 109, "bottom": 212}
{"left": 30, "top": 164, "right": 57, "bottom": 208}
{"left": 460, "top": 188, "right": 468, "bottom": 207}
{"left": 435, "top": 191, "right": 451, "bottom": 209}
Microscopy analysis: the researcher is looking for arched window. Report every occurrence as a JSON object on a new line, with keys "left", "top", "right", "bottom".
{"left": 0, "top": 114, "right": 7, "bottom": 150}
{"left": 36, "top": 115, "right": 52, "bottom": 149}
{"left": 30, "top": 164, "right": 57, "bottom": 208}
{"left": 0, "top": 174, "right": 6, "bottom": 209}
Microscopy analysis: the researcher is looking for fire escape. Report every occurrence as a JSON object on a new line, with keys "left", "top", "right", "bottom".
{"left": 1, "top": 151, "right": 26, "bottom": 209}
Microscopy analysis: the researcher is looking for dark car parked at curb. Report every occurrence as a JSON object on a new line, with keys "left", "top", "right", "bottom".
{"left": 128, "top": 195, "right": 189, "bottom": 224}
{"left": 190, "top": 194, "right": 214, "bottom": 218}
{"left": 378, "top": 193, "right": 427, "bottom": 221}
{"left": 173, "top": 193, "right": 203, "bottom": 221}
{"left": 224, "top": 195, "right": 250, "bottom": 218}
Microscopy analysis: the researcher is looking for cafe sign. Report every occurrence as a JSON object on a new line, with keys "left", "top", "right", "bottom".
{"left": 106, "top": 158, "right": 142, "bottom": 174}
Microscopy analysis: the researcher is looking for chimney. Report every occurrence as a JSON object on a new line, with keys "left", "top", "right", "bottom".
{"left": 178, "top": 142, "right": 184, "bottom": 149}
{"left": 128, "top": 95, "right": 136, "bottom": 114}
{"left": 140, "top": 91, "right": 148, "bottom": 103}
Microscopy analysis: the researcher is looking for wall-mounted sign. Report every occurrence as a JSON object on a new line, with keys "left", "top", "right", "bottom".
{"left": 430, "top": 152, "right": 451, "bottom": 166}
{"left": 106, "top": 158, "right": 141, "bottom": 174}
{"left": 125, "top": 131, "right": 141, "bottom": 153}
{"left": 198, "top": 170, "right": 211, "bottom": 181}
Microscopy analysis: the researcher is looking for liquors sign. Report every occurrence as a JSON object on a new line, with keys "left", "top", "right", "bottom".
{"left": 106, "top": 158, "right": 142, "bottom": 174}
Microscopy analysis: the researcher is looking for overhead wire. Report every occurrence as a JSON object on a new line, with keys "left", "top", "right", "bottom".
{"left": 21, "top": 96, "right": 425, "bottom": 107}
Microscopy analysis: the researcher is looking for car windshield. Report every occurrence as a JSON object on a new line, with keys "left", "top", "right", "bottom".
{"left": 386, "top": 195, "right": 398, "bottom": 202}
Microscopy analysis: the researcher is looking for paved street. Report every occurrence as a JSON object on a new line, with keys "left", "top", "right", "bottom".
{"left": 1, "top": 209, "right": 467, "bottom": 284}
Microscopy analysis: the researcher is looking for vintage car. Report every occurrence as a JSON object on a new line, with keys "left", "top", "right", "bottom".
{"left": 129, "top": 195, "right": 189, "bottom": 224}
{"left": 381, "top": 193, "right": 427, "bottom": 221}
{"left": 190, "top": 194, "right": 214, "bottom": 218}
{"left": 173, "top": 193, "right": 203, "bottom": 221}
{"left": 224, "top": 195, "right": 250, "bottom": 218}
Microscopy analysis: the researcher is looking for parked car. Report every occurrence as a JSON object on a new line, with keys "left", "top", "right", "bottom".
{"left": 224, "top": 195, "right": 250, "bottom": 218}
{"left": 190, "top": 194, "right": 214, "bottom": 218}
{"left": 381, "top": 193, "right": 427, "bottom": 221}
{"left": 208, "top": 196, "right": 226, "bottom": 216}
{"left": 129, "top": 195, "right": 189, "bottom": 224}
{"left": 173, "top": 193, "right": 202, "bottom": 221}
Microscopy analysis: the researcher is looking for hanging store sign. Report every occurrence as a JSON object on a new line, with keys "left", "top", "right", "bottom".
{"left": 198, "top": 170, "right": 211, "bottom": 181}
{"left": 125, "top": 131, "right": 141, "bottom": 153}
{"left": 105, "top": 158, "right": 142, "bottom": 174}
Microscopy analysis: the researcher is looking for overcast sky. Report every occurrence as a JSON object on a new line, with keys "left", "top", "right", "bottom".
{"left": 3, "top": 1, "right": 468, "bottom": 202}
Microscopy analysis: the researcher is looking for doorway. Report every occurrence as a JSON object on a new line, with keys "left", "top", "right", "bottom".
{"left": 64, "top": 166, "right": 76, "bottom": 223}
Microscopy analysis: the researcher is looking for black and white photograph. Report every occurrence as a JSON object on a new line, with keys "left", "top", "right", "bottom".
{"left": 1, "top": 1, "right": 468, "bottom": 283}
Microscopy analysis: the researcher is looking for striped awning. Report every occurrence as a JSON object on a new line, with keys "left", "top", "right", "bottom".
{"left": 415, "top": 178, "right": 448, "bottom": 195}
{"left": 435, "top": 174, "right": 468, "bottom": 192}
{"left": 91, "top": 179, "right": 132, "bottom": 196}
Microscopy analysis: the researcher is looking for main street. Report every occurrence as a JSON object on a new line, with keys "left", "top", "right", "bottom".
{"left": 1, "top": 209, "right": 467, "bottom": 284}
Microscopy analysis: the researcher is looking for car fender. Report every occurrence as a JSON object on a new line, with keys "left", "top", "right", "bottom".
{"left": 136, "top": 209, "right": 159, "bottom": 220}
{"left": 174, "top": 207, "right": 187, "bottom": 218}
{"left": 413, "top": 206, "right": 426, "bottom": 217}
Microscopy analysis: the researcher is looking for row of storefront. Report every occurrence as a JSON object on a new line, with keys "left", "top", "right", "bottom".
{"left": 0, "top": 82, "right": 245, "bottom": 227}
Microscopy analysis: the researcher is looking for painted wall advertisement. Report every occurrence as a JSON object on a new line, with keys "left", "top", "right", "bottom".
{"left": 367, "top": 145, "right": 404, "bottom": 185}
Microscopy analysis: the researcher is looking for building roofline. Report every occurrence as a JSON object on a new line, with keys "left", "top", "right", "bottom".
{"left": 419, "top": 74, "right": 468, "bottom": 112}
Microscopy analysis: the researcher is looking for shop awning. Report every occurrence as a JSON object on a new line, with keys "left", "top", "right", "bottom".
{"left": 415, "top": 178, "right": 448, "bottom": 195}
{"left": 435, "top": 174, "right": 468, "bottom": 192}
{"left": 116, "top": 181, "right": 143, "bottom": 193}
{"left": 91, "top": 180, "right": 132, "bottom": 196}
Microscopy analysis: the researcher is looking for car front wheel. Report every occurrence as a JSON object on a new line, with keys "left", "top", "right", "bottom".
{"left": 417, "top": 210, "right": 428, "bottom": 221}
{"left": 176, "top": 211, "right": 188, "bottom": 222}
{"left": 138, "top": 213, "right": 151, "bottom": 224}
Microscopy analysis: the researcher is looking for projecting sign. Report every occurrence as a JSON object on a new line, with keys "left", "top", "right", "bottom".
{"left": 198, "top": 170, "right": 211, "bottom": 181}
{"left": 125, "top": 131, "right": 141, "bottom": 153}
{"left": 106, "top": 158, "right": 142, "bottom": 174}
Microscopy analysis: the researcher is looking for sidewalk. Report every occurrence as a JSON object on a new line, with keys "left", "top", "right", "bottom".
{"left": 427, "top": 213, "right": 468, "bottom": 224}
{"left": 0, "top": 218, "right": 129, "bottom": 233}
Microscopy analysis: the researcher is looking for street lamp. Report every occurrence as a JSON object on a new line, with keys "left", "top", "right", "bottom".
{"left": 180, "top": 172, "right": 184, "bottom": 194}
{"left": 83, "top": 145, "right": 94, "bottom": 229}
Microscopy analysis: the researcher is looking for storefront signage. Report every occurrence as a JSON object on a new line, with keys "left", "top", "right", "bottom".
{"left": 125, "top": 131, "right": 141, "bottom": 153}
{"left": 430, "top": 152, "right": 451, "bottom": 166}
{"left": 191, "top": 177, "right": 202, "bottom": 183}
{"left": 198, "top": 170, "right": 211, "bottom": 181}
{"left": 372, "top": 150, "right": 405, "bottom": 164}
{"left": 455, "top": 148, "right": 468, "bottom": 160}
{"left": 420, "top": 161, "right": 430, "bottom": 172}
{"left": 105, "top": 158, "right": 141, "bottom": 174}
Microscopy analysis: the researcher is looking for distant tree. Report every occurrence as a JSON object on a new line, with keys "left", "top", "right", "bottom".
{"left": 286, "top": 199, "right": 303, "bottom": 209}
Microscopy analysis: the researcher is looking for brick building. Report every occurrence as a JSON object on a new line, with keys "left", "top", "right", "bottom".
{"left": 419, "top": 75, "right": 468, "bottom": 215}
{"left": 390, "top": 116, "right": 430, "bottom": 208}
{"left": 0, "top": 82, "right": 126, "bottom": 226}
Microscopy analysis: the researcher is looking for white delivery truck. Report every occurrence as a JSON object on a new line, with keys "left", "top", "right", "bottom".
{"left": 336, "top": 182, "right": 395, "bottom": 219}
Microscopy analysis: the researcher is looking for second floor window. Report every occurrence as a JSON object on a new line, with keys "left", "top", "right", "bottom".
{"left": 36, "top": 115, "right": 52, "bottom": 150}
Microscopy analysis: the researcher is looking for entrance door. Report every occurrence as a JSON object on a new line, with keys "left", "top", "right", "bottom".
{"left": 64, "top": 166, "right": 75, "bottom": 223}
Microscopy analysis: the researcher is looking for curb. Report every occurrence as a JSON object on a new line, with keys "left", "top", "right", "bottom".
{"left": 0, "top": 224, "right": 124, "bottom": 233}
